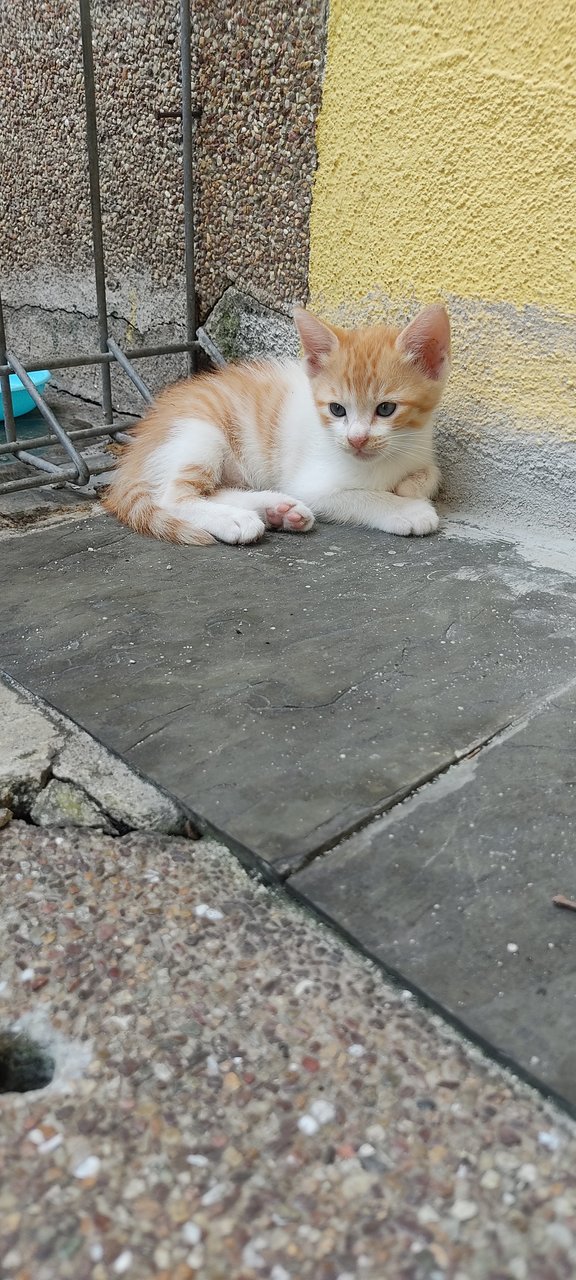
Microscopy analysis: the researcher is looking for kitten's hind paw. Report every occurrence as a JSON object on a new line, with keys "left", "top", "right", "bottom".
{"left": 265, "top": 498, "right": 315, "bottom": 533}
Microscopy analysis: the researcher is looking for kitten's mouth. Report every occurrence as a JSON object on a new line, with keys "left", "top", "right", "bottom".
{"left": 347, "top": 442, "right": 381, "bottom": 458}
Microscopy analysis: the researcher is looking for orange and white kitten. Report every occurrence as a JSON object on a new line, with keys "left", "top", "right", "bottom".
{"left": 103, "top": 304, "right": 450, "bottom": 545}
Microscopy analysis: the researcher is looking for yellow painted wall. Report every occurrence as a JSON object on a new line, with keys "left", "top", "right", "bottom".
{"left": 309, "top": 0, "right": 576, "bottom": 440}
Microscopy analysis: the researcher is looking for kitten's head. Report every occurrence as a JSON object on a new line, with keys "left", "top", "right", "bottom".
{"left": 294, "top": 305, "right": 450, "bottom": 459}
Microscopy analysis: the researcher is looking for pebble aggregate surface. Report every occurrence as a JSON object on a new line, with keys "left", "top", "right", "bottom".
{"left": 1, "top": 0, "right": 325, "bottom": 312}
{"left": 1, "top": 822, "right": 576, "bottom": 1279}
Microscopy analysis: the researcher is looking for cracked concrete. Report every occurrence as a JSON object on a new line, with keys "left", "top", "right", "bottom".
{"left": 0, "top": 684, "right": 60, "bottom": 813}
{"left": 0, "top": 676, "right": 190, "bottom": 837}
{"left": 30, "top": 778, "right": 117, "bottom": 834}
{"left": 1, "top": 298, "right": 189, "bottom": 416}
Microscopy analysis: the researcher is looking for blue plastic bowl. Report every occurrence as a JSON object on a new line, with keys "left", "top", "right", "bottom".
{"left": 0, "top": 370, "right": 51, "bottom": 421}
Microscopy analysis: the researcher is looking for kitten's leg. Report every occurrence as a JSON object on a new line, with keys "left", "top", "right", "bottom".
{"left": 394, "top": 464, "right": 441, "bottom": 500}
{"left": 158, "top": 421, "right": 266, "bottom": 544}
{"left": 306, "top": 489, "right": 439, "bottom": 537}
{"left": 212, "top": 489, "right": 315, "bottom": 533}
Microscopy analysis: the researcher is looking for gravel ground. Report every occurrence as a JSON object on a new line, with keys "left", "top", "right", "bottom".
{"left": 1, "top": 821, "right": 576, "bottom": 1280}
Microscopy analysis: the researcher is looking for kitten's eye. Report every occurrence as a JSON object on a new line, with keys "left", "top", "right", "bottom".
{"left": 329, "top": 402, "right": 347, "bottom": 418}
{"left": 376, "top": 402, "right": 397, "bottom": 418}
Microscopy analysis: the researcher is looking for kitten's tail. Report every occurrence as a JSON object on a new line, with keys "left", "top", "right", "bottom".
{"left": 102, "top": 477, "right": 215, "bottom": 546}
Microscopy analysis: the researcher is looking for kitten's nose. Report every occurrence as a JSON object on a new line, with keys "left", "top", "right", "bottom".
{"left": 348, "top": 430, "right": 370, "bottom": 451}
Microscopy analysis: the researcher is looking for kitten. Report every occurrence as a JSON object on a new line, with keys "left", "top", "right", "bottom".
{"left": 103, "top": 304, "right": 450, "bottom": 545}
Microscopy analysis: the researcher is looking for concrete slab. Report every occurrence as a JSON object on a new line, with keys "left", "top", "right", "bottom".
{"left": 0, "top": 675, "right": 187, "bottom": 835}
{"left": 2, "top": 821, "right": 576, "bottom": 1280}
{"left": 30, "top": 777, "right": 117, "bottom": 832}
{"left": 0, "top": 515, "right": 575, "bottom": 873}
{"left": 293, "top": 684, "right": 576, "bottom": 1107}
{"left": 0, "top": 680, "right": 60, "bottom": 811}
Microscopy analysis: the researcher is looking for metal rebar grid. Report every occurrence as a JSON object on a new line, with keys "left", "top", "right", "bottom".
{"left": 0, "top": 0, "right": 223, "bottom": 499}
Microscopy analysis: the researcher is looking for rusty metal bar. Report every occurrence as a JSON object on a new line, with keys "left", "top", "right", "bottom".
{"left": 0, "top": 457, "right": 112, "bottom": 495}
{"left": 107, "top": 338, "right": 154, "bottom": 405}
{"left": 0, "top": 340, "right": 201, "bottom": 378}
{"left": 0, "top": 293, "right": 16, "bottom": 445}
{"left": 0, "top": 421, "right": 135, "bottom": 456}
{"left": 179, "top": 0, "right": 197, "bottom": 375}
{"left": 5, "top": 353, "right": 90, "bottom": 484}
{"left": 79, "top": 0, "right": 113, "bottom": 423}
{"left": 196, "top": 327, "right": 226, "bottom": 368}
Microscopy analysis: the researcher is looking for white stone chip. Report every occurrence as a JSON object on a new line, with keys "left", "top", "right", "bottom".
{"left": 182, "top": 1222, "right": 202, "bottom": 1245}
{"left": 450, "top": 1199, "right": 478, "bottom": 1221}
{"left": 112, "top": 1251, "right": 133, "bottom": 1274}
{"left": 298, "top": 1114, "right": 319, "bottom": 1136}
{"left": 201, "top": 1181, "right": 227, "bottom": 1206}
{"left": 73, "top": 1155, "right": 101, "bottom": 1179}
{"left": 195, "top": 904, "right": 224, "bottom": 921}
{"left": 39, "top": 1134, "right": 63, "bottom": 1155}
{"left": 538, "top": 1130, "right": 561, "bottom": 1151}
{"left": 309, "top": 1099, "right": 336, "bottom": 1125}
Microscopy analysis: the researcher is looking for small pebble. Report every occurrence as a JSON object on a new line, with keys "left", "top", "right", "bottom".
{"left": 195, "top": 904, "right": 224, "bottom": 921}
{"left": 38, "top": 1134, "right": 63, "bottom": 1155}
{"left": 450, "top": 1199, "right": 478, "bottom": 1221}
{"left": 201, "top": 1182, "right": 227, "bottom": 1206}
{"left": 340, "top": 1171, "right": 375, "bottom": 1199}
{"left": 309, "top": 1099, "right": 336, "bottom": 1125}
{"left": 546, "top": 1223, "right": 574, "bottom": 1249}
{"left": 182, "top": 1222, "right": 202, "bottom": 1246}
{"left": 242, "top": 1239, "right": 266, "bottom": 1268}
{"left": 298, "top": 1115, "right": 319, "bottom": 1136}
{"left": 418, "top": 1204, "right": 440, "bottom": 1224}
{"left": 539, "top": 1130, "right": 561, "bottom": 1151}
{"left": 73, "top": 1155, "right": 101, "bottom": 1180}
{"left": 112, "top": 1251, "right": 133, "bottom": 1275}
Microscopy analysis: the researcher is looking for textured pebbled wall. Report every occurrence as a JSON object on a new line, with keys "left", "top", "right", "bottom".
{"left": 0, "top": 0, "right": 326, "bottom": 405}
{"left": 309, "top": 0, "right": 576, "bottom": 453}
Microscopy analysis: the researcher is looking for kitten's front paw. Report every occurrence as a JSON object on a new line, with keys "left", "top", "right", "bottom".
{"left": 265, "top": 498, "right": 315, "bottom": 533}
{"left": 386, "top": 499, "right": 440, "bottom": 537}
{"left": 394, "top": 465, "right": 441, "bottom": 499}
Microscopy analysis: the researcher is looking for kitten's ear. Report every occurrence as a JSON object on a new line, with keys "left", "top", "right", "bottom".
{"left": 294, "top": 308, "right": 338, "bottom": 375}
{"left": 396, "top": 305, "right": 450, "bottom": 381}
